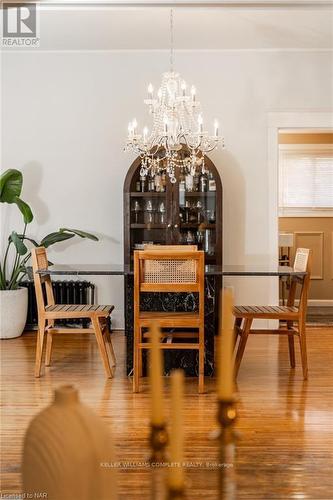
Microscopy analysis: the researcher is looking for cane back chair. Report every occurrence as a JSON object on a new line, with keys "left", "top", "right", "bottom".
{"left": 31, "top": 247, "right": 116, "bottom": 378}
{"left": 233, "top": 248, "right": 311, "bottom": 379}
{"left": 133, "top": 248, "right": 205, "bottom": 393}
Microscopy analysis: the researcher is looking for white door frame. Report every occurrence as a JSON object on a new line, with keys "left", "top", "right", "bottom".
{"left": 265, "top": 112, "right": 333, "bottom": 324}
{"left": 267, "top": 111, "right": 333, "bottom": 263}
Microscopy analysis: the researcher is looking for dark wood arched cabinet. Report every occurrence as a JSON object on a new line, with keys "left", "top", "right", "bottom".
{"left": 123, "top": 150, "right": 223, "bottom": 376}
{"left": 123, "top": 151, "right": 223, "bottom": 266}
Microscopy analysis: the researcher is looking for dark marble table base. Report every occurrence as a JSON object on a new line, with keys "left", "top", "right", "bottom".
{"left": 124, "top": 275, "right": 220, "bottom": 376}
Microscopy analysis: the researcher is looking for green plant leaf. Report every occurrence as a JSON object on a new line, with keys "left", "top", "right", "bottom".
{"left": 10, "top": 231, "right": 28, "bottom": 256}
{"left": 14, "top": 196, "right": 33, "bottom": 224}
{"left": 16, "top": 234, "right": 39, "bottom": 246}
{"left": 40, "top": 231, "right": 75, "bottom": 248}
{"left": 0, "top": 169, "right": 22, "bottom": 202}
{"left": 60, "top": 228, "right": 99, "bottom": 241}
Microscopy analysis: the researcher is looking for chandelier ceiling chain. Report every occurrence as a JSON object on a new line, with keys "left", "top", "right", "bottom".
{"left": 170, "top": 8, "right": 174, "bottom": 73}
{"left": 125, "top": 9, "right": 224, "bottom": 183}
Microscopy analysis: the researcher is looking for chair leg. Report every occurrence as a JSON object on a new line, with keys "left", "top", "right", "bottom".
{"left": 287, "top": 334, "right": 296, "bottom": 368}
{"left": 234, "top": 317, "right": 242, "bottom": 349}
{"left": 35, "top": 318, "right": 46, "bottom": 377}
{"left": 45, "top": 332, "right": 53, "bottom": 367}
{"left": 103, "top": 320, "right": 116, "bottom": 367}
{"left": 92, "top": 316, "right": 113, "bottom": 378}
{"left": 45, "top": 319, "right": 54, "bottom": 367}
{"left": 138, "top": 328, "right": 143, "bottom": 378}
{"left": 198, "top": 327, "right": 205, "bottom": 394}
{"left": 234, "top": 318, "right": 252, "bottom": 378}
{"left": 133, "top": 323, "right": 140, "bottom": 393}
{"left": 298, "top": 321, "right": 308, "bottom": 380}
{"left": 106, "top": 331, "right": 117, "bottom": 368}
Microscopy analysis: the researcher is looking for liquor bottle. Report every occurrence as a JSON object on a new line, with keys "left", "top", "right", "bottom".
{"left": 140, "top": 175, "right": 146, "bottom": 192}
{"left": 148, "top": 174, "right": 155, "bottom": 192}
{"left": 199, "top": 171, "right": 208, "bottom": 192}
{"left": 161, "top": 173, "right": 167, "bottom": 192}
{"left": 196, "top": 200, "right": 203, "bottom": 223}
{"left": 208, "top": 172, "right": 216, "bottom": 191}
{"left": 185, "top": 173, "right": 194, "bottom": 192}
{"left": 193, "top": 171, "right": 200, "bottom": 192}
{"left": 154, "top": 172, "right": 162, "bottom": 192}
{"left": 184, "top": 200, "right": 190, "bottom": 223}
{"left": 136, "top": 180, "right": 141, "bottom": 192}
{"left": 179, "top": 168, "right": 186, "bottom": 192}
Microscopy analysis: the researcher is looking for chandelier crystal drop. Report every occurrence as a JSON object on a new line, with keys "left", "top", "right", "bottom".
{"left": 125, "top": 10, "right": 224, "bottom": 183}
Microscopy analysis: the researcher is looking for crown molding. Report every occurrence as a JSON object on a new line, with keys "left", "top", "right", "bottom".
{"left": 2, "top": 0, "right": 333, "bottom": 8}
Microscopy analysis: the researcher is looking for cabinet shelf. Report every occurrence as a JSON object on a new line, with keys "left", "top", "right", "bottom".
{"left": 180, "top": 223, "right": 216, "bottom": 229}
{"left": 130, "top": 223, "right": 167, "bottom": 229}
{"left": 130, "top": 192, "right": 166, "bottom": 198}
{"left": 181, "top": 191, "right": 216, "bottom": 197}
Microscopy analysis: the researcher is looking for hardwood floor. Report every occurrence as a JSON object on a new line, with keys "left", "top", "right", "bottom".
{"left": 1, "top": 328, "right": 333, "bottom": 499}
{"left": 307, "top": 306, "right": 333, "bottom": 325}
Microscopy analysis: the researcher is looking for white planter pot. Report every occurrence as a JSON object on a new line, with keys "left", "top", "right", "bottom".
{"left": 0, "top": 288, "right": 28, "bottom": 339}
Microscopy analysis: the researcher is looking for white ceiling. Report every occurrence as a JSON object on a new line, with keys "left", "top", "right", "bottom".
{"left": 5, "top": 3, "right": 333, "bottom": 50}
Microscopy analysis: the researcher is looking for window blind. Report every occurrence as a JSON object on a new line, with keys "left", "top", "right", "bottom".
{"left": 279, "top": 146, "right": 333, "bottom": 213}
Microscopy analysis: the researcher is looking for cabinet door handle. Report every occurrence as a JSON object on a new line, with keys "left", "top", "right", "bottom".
{"left": 174, "top": 224, "right": 178, "bottom": 228}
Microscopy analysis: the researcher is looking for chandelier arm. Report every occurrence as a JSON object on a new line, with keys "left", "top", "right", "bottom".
{"left": 149, "top": 144, "right": 161, "bottom": 156}
{"left": 199, "top": 140, "right": 220, "bottom": 153}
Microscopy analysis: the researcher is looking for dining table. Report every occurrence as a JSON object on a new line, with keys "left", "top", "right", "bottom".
{"left": 37, "top": 264, "right": 306, "bottom": 376}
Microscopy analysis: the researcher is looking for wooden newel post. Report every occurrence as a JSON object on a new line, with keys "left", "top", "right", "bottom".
{"left": 216, "top": 288, "right": 238, "bottom": 499}
{"left": 149, "top": 322, "right": 168, "bottom": 462}
{"left": 167, "top": 369, "right": 185, "bottom": 499}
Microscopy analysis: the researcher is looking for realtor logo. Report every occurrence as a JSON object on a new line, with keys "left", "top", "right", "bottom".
{"left": 2, "top": 3, "right": 40, "bottom": 47}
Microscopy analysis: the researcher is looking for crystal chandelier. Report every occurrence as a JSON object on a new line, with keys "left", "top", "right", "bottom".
{"left": 125, "top": 10, "right": 224, "bottom": 183}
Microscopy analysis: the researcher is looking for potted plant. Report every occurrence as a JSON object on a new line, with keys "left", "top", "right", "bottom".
{"left": 0, "top": 169, "right": 98, "bottom": 339}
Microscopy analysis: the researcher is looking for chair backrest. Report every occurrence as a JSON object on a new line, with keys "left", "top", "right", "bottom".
{"left": 288, "top": 248, "right": 312, "bottom": 316}
{"left": 293, "top": 248, "right": 310, "bottom": 273}
{"left": 134, "top": 249, "right": 205, "bottom": 316}
{"left": 31, "top": 247, "right": 55, "bottom": 316}
{"left": 143, "top": 244, "right": 198, "bottom": 252}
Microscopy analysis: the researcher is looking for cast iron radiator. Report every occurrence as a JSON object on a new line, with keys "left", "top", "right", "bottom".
{"left": 20, "top": 280, "right": 95, "bottom": 329}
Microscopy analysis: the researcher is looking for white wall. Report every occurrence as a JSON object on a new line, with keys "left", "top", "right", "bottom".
{"left": 2, "top": 49, "right": 332, "bottom": 327}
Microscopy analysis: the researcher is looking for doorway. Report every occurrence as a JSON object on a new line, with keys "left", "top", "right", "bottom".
{"left": 277, "top": 128, "right": 333, "bottom": 324}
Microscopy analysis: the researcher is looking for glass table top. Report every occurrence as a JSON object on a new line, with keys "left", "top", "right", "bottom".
{"left": 36, "top": 264, "right": 305, "bottom": 277}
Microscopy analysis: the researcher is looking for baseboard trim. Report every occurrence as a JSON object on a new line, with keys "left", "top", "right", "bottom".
{"left": 280, "top": 299, "right": 333, "bottom": 307}
{"left": 307, "top": 300, "right": 333, "bottom": 307}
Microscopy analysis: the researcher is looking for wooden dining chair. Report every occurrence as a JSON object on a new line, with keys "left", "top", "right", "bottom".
{"left": 31, "top": 247, "right": 116, "bottom": 378}
{"left": 133, "top": 248, "right": 205, "bottom": 393}
{"left": 233, "top": 248, "right": 312, "bottom": 380}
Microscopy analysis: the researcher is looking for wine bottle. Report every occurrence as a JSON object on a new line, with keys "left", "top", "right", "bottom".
{"left": 208, "top": 172, "right": 216, "bottom": 191}
{"left": 185, "top": 173, "right": 194, "bottom": 192}
{"left": 199, "top": 171, "right": 208, "bottom": 192}
{"left": 148, "top": 174, "right": 155, "bottom": 192}
{"left": 193, "top": 171, "right": 200, "bottom": 192}
{"left": 154, "top": 172, "right": 162, "bottom": 192}
{"left": 161, "top": 172, "right": 167, "bottom": 192}
{"left": 140, "top": 176, "right": 146, "bottom": 192}
{"left": 179, "top": 168, "right": 186, "bottom": 192}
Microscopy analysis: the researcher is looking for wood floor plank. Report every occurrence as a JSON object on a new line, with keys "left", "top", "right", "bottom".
{"left": 1, "top": 328, "right": 332, "bottom": 499}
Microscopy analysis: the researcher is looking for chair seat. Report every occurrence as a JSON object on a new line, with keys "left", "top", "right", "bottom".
{"left": 45, "top": 304, "right": 114, "bottom": 319}
{"left": 139, "top": 311, "right": 201, "bottom": 327}
{"left": 234, "top": 305, "right": 298, "bottom": 320}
